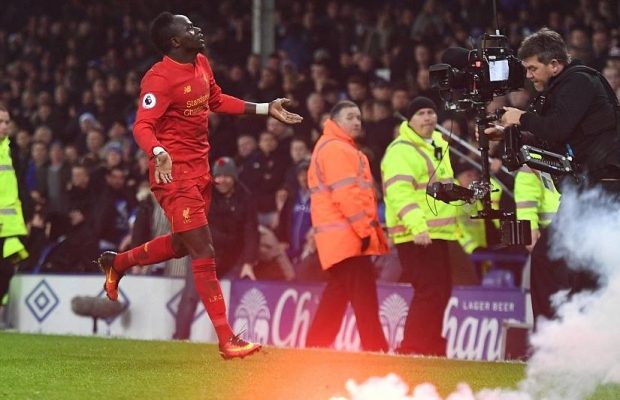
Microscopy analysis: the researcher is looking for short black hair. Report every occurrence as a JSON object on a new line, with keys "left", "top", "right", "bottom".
{"left": 329, "top": 100, "right": 359, "bottom": 120}
{"left": 518, "top": 28, "right": 571, "bottom": 65}
{"left": 150, "top": 12, "right": 176, "bottom": 55}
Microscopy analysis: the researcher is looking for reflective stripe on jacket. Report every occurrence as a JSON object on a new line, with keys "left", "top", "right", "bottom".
{"left": 308, "top": 119, "right": 388, "bottom": 269}
{"left": 381, "top": 121, "right": 457, "bottom": 244}
{"left": 514, "top": 165, "right": 560, "bottom": 230}
{"left": 0, "top": 136, "right": 27, "bottom": 239}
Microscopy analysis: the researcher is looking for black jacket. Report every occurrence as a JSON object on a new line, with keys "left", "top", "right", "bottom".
{"left": 208, "top": 183, "right": 259, "bottom": 275}
{"left": 239, "top": 150, "right": 289, "bottom": 213}
{"left": 521, "top": 61, "right": 620, "bottom": 179}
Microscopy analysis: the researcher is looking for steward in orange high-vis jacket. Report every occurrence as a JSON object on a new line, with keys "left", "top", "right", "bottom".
{"left": 305, "top": 100, "right": 388, "bottom": 352}
{"left": 308, "top": 113, "right": 388, "bottom": 269}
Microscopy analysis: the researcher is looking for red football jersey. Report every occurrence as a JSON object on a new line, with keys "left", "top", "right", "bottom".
{"left": 134, "top": 53, "right": 245, "bottom": 183}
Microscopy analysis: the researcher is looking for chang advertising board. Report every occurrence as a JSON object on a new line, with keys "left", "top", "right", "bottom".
{"left": 228, "top": 280, "right": 525, "bottom": 361}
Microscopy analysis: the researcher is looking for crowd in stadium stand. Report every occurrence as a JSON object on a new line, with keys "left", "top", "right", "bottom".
{"left": 1, "top": 0, "right": 619, "bottom": 282}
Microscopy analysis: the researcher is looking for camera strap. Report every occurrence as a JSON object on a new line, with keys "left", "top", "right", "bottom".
{"left": 530, "top": 64, "right": 620, "bottom": 162}
{"left": 539, "top": 64, "right": 620, "bottom": 113}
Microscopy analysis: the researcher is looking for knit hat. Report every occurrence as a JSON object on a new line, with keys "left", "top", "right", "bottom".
{"left": 404, "top": 96, "right": 437, "bottom": 120}
{"left": 212, "top": 157, "right": 238, "bottom": 180}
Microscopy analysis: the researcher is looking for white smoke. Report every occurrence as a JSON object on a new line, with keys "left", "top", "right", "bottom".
{"left": 521, "top": 186, "right": 620, "bottom": 400}
{"left": 331, "top": 187, "right": 620, "bottom": 400}
{"left": 329, "top": 374, "right": 528, "bottom": 400}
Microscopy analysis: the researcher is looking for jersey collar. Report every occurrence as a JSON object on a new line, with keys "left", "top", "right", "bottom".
{"left": 163, "top": 55, "right": 196, "bottom": 71}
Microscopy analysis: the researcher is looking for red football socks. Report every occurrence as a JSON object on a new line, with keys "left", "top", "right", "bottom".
{"left": 113, "top": 234, "right": 178, "bottom": 273}
{"left": 191, "top": 257, "right": 233, "bottom": 344}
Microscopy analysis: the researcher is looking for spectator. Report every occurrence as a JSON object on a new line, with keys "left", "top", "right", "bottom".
{"left": 370, "top": 79, "right": 392, "bottom": 102}
{"left": 283, "top": 136, "right": 311, "bottom": 191}
{"left": 64, "top": 144, "right": 80, "bottom": 167}
{"left": 265, "top": 116, "right": 294, "bottom": 162}
{"left": 346, "top": 75, "right": 370, "bottom": 107}
{"left": 365, "top": 100, "right": 399, "bottom": 165}
{"left": 93, "top": 166, "right": 134, "bottom": 252}
{"left": 209, "top": 157, "right": 260, "bottom": 279}
{"left": 239, "top": 131, "right": 288, "bottom": 228}
{"left": 43, "top": 141, "right": 71, "bottom": 238}
{"left": 32, "top": 125, "right": 53, "bottom": 145}
{"left": 12, "top": 129, "right": 31, "bottom": 180}
{"left": 234, "top": 133, "right": 258, "bottom": 166}
{"left": 24, "top": 140, "right": 48, "bottom": 198}
{"left": 82, "top": 128, "right": 106, "bottom": 171}
{"left": 298, "top": 91, "right": 326, "bottom": 141}
{"left": 254, "top": 67, "right": 284, "bottom": 102}
{"left": 44, "top": 164, "right": 98, "bottom": 273}
{"left": 275, "top": 160, "right": 313, "bottom": 266}
{"left": 391, "top": 85, "right": 410, "bottom": 120}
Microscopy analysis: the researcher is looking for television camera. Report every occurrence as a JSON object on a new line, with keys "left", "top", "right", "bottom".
{"left": 428, "top": 32, "right": 533, "bottom": 246}
{"left": 429, "top": 34, "right": 524, "bottom": 111}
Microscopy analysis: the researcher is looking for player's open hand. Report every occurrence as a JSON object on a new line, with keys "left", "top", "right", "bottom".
{"left": 154, "top": 152, "right": 173, "bottom": 184}
{"left": 269, "top": 98, "right": 303, "bottom": 124}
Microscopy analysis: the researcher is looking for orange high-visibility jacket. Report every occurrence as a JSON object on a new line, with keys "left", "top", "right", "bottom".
{"left": 308, "top": 119, "right": 388, "bottom": 269}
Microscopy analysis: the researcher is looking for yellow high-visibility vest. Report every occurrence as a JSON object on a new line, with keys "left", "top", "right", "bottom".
{"left": 382, "top": 121, "right": 457, "bottom": 244}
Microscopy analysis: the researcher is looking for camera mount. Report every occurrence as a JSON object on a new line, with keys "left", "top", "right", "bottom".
{"left": 502, "top": 125, "right": 576, "bottom": 175}
{"left": 425, "top": 99, "right": 532, "bottom": 246}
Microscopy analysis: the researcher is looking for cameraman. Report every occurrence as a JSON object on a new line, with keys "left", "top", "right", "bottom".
{"left": 488, "top": 28, "right": 620, "bottom": 323}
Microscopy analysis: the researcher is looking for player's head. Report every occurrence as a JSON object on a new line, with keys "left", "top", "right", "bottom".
{"left": 150, "top": 12, "right": 205, "bottom": 55}
{"left": 518, "top": 28, "right": 570, "bottom": 91}
{"left": 0, "top": 104, "right": 10, "bottom": 140}
{"left": 330, "top": 100, "right": 362, "bottom": 139}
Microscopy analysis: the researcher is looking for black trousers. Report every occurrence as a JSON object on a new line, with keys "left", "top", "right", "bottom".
{"left": 0, "top": 237, "right": 17, "bottom": 301}
{"left": 306, "top": 255, "right": 388, "bottom": 352}
{"left": 530, "top": 227, "right": 598, "bottom": 322}
{"left": 0, "top": 258, "right": 15, "bottom": 301}
{"left": 530, "top": 180, "right": 620, "bottom": 324}
{"left": 396, "top": 240, "right": 452, "bottom": 356}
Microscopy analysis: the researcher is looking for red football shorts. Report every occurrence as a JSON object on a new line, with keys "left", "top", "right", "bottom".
{"left": 151, "top": 175, "right": 212, "bottom": 233}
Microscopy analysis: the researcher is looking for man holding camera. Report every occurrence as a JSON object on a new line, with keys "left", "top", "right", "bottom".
{"left": 490, "top": 28, "right": 620, "bottom": 322}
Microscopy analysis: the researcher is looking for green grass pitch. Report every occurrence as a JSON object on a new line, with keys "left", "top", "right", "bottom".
{"left": 1, "top": 332, "right": 618, "bottom": 399}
